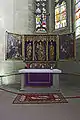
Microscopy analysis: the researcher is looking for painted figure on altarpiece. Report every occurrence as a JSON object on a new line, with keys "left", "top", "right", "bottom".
{"left": 26, "top": 43, "right": 32, "bottom": 60}
{"left": 6, "top": 32, "right": 22, "bottom": 60}
{"left": 59, "top": 33, "right": 75, "bottom": 60}
{"left": 25, "top": 41, "right": 33, "bottom": 61}
{"left": 35, "top": 41, "right": 46, "bottom": 61}
{"left": 49, "top": 42, "right": 55, "bottom": 60}
{"left": 48, "top": 40, "right": 56, "bottom": 61}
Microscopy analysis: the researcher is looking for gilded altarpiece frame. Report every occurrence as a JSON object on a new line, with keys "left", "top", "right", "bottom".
{"left": 24, "top": 34, "right": 58, "bottom": 69}
{"left": 24, "top": 35, "right": 58, "bottom": 62}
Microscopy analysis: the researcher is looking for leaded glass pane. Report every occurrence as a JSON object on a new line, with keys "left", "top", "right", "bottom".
{"left": 55, "top": 0, "right": 67, "bottom": 30}
{"left": 35, "top": 0, "right": 48, "bottom": 33}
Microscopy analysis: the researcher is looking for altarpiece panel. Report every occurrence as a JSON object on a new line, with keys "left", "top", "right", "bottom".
{"left": 6, "top": 32, "right": 22, "bottom": 60}
{"left": 59, "top": 33, "right": 76, "bottom": 60}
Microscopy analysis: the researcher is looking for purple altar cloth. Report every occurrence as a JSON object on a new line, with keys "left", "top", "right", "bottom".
{"left": 25, "top": 73, "right": 53, "bottom": 87}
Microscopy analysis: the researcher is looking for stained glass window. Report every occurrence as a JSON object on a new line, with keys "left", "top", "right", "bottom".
{"left": 35, "top": 0, "right": 48, "bottom": 33}
{"left": 55, "top": 0, "right": 67, "bottom": 30}
{"left": 75, "top": 0, "right": 80, "bottom": 38}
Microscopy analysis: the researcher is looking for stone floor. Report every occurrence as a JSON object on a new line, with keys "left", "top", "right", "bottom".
{"left": 0, "top": 61, "right": 80, "bottom": 120}
{"left": 0, "top": 73, "right": 80, "bottom": 96}
{"left": 0, "top": 90, "right": 80, "bottom": 120}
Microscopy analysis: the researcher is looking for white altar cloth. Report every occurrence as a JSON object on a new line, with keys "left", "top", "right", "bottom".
{"left": 19, "top": 69, "right": 62, "bottom": 73}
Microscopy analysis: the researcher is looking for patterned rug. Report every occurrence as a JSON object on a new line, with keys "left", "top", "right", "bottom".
{"left": 13, "top": 93, "right": 68, "bottom": 104}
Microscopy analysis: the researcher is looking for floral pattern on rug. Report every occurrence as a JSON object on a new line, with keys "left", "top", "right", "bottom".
{"left": 13, "top": 93, "right": 68, "bottom": 104}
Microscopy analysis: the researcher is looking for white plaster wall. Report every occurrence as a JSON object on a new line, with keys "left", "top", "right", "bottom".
{"left": 0, "top": 0, "right": 34, "bottom": 84}
{"left": 0, "top": 0, "right": 14, "bottom": 60}
{"left": 28, "top": 0, "right": 35, "bottom": 34}
{"left": 0, "top": 0, "right": 34, "bottom": 61}
{"left": 13, "top": 0, "right": 29, "bottom": 34}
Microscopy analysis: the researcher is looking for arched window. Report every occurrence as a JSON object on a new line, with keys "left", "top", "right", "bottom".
{"left": 55, "top": 0, "right": 67, "bottom": 30}
{"left": 35, "top": 0, "right": 48, "bottom": 33}
{"left": 75, "top": 0, "right": 80, "bottom": 38}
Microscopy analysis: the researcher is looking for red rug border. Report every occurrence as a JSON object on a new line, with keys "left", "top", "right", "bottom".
{"left": 13, "top": 92, "right": 68, "bottom": 104}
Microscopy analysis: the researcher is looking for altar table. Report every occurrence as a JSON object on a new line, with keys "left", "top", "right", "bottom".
{"left": 18, "top": 69, "right": 62, "bottom": 90}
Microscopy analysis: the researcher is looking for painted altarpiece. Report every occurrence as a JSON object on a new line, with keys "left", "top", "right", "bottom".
{"left": 6, "top": 32, "right": 76, "bottom": 68}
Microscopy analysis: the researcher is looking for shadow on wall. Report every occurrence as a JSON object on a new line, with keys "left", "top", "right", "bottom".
{"left": 0, "top": 61, "right": 25, "bottom": 85}
{"left": 57, "top": 61, "right": 80, "bottom": 73}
